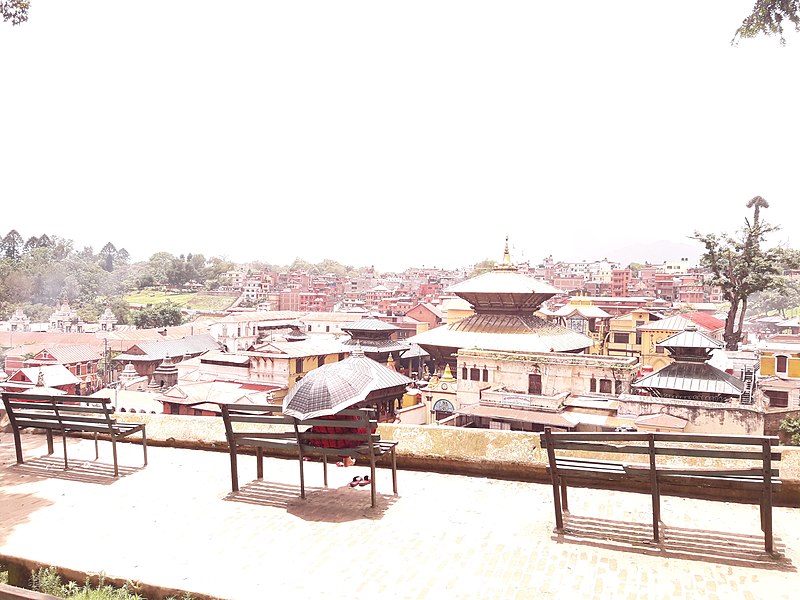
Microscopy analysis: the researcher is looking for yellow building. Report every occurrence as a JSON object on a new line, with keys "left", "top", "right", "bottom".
{"left": 605, "top": 309, "right": 661, "bottom": 360}
{"left": 758, "top": 336, "right": 800, "bottom": 410}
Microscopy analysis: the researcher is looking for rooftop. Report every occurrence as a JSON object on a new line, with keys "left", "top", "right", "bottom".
{"left": 2, "top": 430, "right": 799, "bottom": 599}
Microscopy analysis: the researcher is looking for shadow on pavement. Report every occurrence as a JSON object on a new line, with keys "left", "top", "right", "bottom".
{"left": 552, "top": 514, "right": 796, "bottom": 571}
{"left": 224, "top": 478, "right": 399, "bottom": 522}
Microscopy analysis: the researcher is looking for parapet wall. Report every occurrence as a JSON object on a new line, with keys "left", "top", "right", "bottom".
{"left": 108, "top": 413, "right": 800, "bottom": 506}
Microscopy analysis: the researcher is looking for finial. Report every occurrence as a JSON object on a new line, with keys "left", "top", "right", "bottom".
{"left": 496, "top": 236, "right": 517, "bottom": 271}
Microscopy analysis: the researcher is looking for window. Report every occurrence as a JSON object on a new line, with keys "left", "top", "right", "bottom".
{"left": 635, "top": 332, "right": 642, "bottom": 345}
{"left": 776, "top": 355, "right": 789, "bottom": 375}
{"left": 470, "top": 368, "right": 480, "bottom": 381}
{"left": 325, "top": 326, "right": 330, "bottom": 333}
{"left": 655, "top": 346, "right": 665, "bottom": 354}
{"left": 318, "top": 355, "right": 325, "bottom": 368}
{"left": 615, "top": 379, "right": 622, "bottom": 395}
{"left": 766, "top": 390, "right": 789, "bottom": 408}
{"left": 462, "top": 367, "right": 468, "bottom": 380}
{"left": 482, "top": 368, "right": 489, "bottom": 382}
{"left": 613, "top": 333, "right": 629, "bottom": 344}
{"left": 295, "top": 358, "right": 303, "bottom": 373}
{"left": 590, "top": 377, "right": 597, "bottom": 393}
{"left": 599, "top": 378, "right": 612, "bottom": 394}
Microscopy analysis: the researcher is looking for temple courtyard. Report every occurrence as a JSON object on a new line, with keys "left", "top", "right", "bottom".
{"left": 1, "top": 433, "right": 799, "bottom": 599}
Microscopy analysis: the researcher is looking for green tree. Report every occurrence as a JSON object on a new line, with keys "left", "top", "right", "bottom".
{"left": 780, "top": 416, "right": 800, "bottom": 445}
{"left": 470, "top": 259, "right": 496, "bottom": 278}
{"left": 99, "top": 242, "right": 118, "bottom": 272}
{"left": 132, "top": 302, "right": 183, "bottom": 328}
{"left": 693, "top": 197, "right": 799, "bottom": 350}
{"left": 750, "top": 279, "right": 800, "bottom": 317}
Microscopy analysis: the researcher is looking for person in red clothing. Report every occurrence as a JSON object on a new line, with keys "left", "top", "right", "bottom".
{"left": 305, "top": 412, "right": 369, "bottom": 466}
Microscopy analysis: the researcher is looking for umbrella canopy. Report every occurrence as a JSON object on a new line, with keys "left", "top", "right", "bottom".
{"left": 282, "top": 359, "right": 374, "bottom": 420}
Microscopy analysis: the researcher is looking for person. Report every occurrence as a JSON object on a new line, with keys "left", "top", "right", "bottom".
{"left": 305, "top": 412, "right": 373, "bottom": 467}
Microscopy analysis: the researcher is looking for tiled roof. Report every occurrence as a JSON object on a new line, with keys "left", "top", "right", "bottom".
{"left": 342, "top": 338, "right": 410, "bottom": 353}
{"left": 551, "top": 305, "right": 611, "bottom": 319}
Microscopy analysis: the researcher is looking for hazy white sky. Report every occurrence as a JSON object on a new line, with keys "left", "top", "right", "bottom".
{"left": 2, "top": 1, "right": 799, "bottom": 271}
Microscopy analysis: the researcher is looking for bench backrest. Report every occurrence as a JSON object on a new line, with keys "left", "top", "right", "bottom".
{"left": 220, "top": 403, "right": 296, "bottom": 446}
{"left": 295, "top": 408, "right": 379, "bottom": 449}
{"left": 541, "top": 429, "right": 781, "bottom": 473}
{"left": 2, "top": 392, "right": 117, "bottom": 434}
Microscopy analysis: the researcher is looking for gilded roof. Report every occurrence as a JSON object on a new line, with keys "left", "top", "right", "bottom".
{"left": 447, "top": 270, "right": 562, "bottom": 296}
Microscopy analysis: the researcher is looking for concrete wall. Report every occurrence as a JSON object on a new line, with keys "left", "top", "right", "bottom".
{"left": 106, "top": 412, "right": 800, "bottom": 506}
{"left": 618, "top": 395, "right": 765, "bottom": 435}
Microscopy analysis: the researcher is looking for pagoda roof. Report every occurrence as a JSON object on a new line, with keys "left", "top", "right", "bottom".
{"left": 657, "top": 327, "right": 723, "bottom": 350}
{"left": 341, "top": 316, "right": 399, "bottom": 332}
{"left": 409, "top": 315, "right": 592, "bottom": 354}
{"left": 447, "top": 270, "right": 562, "bottom": 296}
{"left": 632, "top": 362, "right": 744, "bottom": 396}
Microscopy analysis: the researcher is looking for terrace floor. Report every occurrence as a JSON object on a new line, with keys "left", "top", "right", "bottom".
{"left": 1, "top": 433, "right": 799, "bottom": 600}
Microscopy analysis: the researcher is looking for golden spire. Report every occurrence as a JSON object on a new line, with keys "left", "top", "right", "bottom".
{"left": 496, "top": 236, "right": 517, "bottom": 271}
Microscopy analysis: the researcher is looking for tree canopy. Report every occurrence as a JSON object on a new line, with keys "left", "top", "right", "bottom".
{"left": 734, "top": 0, "right": 800, "bottom": 44}
{"left": 693, "top": 197, "right": 800, "bottom": 349}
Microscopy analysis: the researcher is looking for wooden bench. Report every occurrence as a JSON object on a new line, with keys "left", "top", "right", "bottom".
{"left": 540, "top": 428, "right": 781, "bottom": 553}
{"left": 221, "top": 404, "right": 398, "bottom": 507}
{"left": 2, "top": 392, "right": 148, "bottom": 478}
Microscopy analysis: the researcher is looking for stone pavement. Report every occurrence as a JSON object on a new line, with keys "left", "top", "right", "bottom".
{"left": 1, "top": 433, "right": 799, "bottom": 600}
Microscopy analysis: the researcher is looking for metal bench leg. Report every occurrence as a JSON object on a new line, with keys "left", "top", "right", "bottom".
{"left": 256, "top": 446, "right": 264, "bottom": 480}
{"left": 322, "top": 454, "right": 328, "bottom": 488}
{"left": 94, "top": 432, "right": 99, "bottom": 460}
{"left": 390, "top": 447, "right": 398, "bottom": 495}
{"left": 111, "top": 438, "right": 119, "bottom": 478}
{"left": 229, "top": 444, "right": 239, "bottom": 492}
{"left": 12, "top": 428, "right": 24, "bottom": 464}
{"left": 370, "top": 454, "right": 377, "bottom": 508}
{"left": 299, "top": 448, "right": 307, "bottom": 500}
{"left": 61, "top": 431, "right": 69, "bottom": 470}
{"left": 141, "top": 428, "right": 148, "bottom": 467}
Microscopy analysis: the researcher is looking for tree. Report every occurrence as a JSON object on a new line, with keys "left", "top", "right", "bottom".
{"left": 693, "top": 197, "right": 799, "bottom": 350}
{"left": 780, "top": 416, "right": 800, "bottom": 445}
{"left": 1, "top": 0, "right": 28, "bottom": 25}
{"left": 2, "top": 230, "right": 24, "bottom": 260}
{"left": 749, "top": 279, "right": 800, "bottom": 317}
{"left": 132, "top": 302, "right": 183, "bottom": 329}
{"left": 99, "top": 242, "right": 118, "bottom": 272}
{"left": 469, "top": 259, "right": 496, "bottom": 278}
{"left": 734, "top": 0, "right": 800, "bottom": 44}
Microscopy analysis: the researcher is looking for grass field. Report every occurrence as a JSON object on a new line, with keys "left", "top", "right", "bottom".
{"left": 125, "top": 290, "right": 239, "bottom": 311}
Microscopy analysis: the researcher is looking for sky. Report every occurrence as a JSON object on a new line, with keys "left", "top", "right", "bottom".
{"left": 2, "top": 1, "right": 799, "bottom": 272}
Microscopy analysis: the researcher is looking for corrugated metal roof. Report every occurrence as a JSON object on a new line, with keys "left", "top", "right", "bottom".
{"left": 632, "top": 362, "right": 745, "bottom": 395}
{"left": 342, "top": 339, "right": 410, "bottom": 353}
{"left": 248, "top": 338, "right": 346, "bottom": 358}
{"left": 657, "top": 328, "right": 723, "bottom": 349}
{"left": 457, "top": 404, "right": 575, "bottom": 428}
{"left": 551, "top": 305, "right": 611, "bottom": 319}
{"left": 18, "top": 365, "right": 81, "bottom": 387}
{"left": 39, "top": 344, "right": 102, "bottom": 363}
{"left": 210, "top": 311, "right": 305, "bottom": 324}
{"left": 342, "top": 317, "right": 399, "bottom": 332}
{"left": 638, "top": 315, "right": 703, "bottom": 332}
{"left": 114, "top": 334, "right": 220, "bottom": 362}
